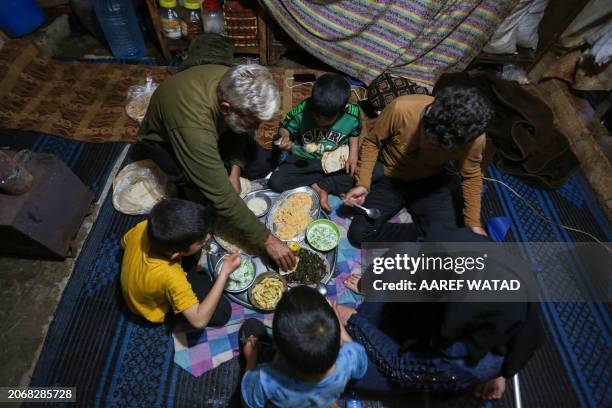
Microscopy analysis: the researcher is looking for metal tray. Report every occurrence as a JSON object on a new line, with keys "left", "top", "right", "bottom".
{"left": 266, "top": 186, "right": 320, "bottom": 243}
{"left": 203, "top": 189, "right": 337, "bottom": 311}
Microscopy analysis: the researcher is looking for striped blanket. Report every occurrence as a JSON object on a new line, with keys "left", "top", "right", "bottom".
{"left": 260, "top": 0, "right": 517, "bottom": 85}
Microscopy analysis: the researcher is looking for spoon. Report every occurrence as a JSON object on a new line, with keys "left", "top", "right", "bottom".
{"left": 316, "top": 283, "right": 328, "bottom": 296}
{"left": 353, "top": 203, "right": 382, "bottom": 219}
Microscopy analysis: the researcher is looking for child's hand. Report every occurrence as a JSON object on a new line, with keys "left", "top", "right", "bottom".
{"left": 229, "top": 173, "right": 241, "bottom": 194}
{"left": 345, "top": 153, "right": 358, "bottom": 176}
{"left": 220, "top": 252, "right": 241, "bottom": 277}
{"left": 343, "top": 186, "right": 368, "bottom": 207}
{"left": 278, "top": 134, "right": 292, "bottom": 151}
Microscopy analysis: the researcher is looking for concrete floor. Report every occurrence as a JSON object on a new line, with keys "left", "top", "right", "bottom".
{"left": 0, "top": 218, "right": 92, "bottom": 386}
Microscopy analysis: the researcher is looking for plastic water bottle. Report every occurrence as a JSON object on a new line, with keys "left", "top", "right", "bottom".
{"left": 92, "top": 0, "right": 146, "bottom": 59}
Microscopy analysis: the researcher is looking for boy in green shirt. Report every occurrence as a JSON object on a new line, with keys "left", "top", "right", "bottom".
{"left": 268, "top": 74, "right": 363, "bottom": 212}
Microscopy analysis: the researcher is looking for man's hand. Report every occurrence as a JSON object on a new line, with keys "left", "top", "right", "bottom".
{"left": 229, "top": 175, "right": 241, "bottom": 194}
{"left": 229, "top": 164, "right": 242, "bottom": 194}
{"left": 229, "top": 170, "right": 241, "bottom": 195}
{"left": 345, "top": 153, "right": 358, "bottom": 176}
{"left": 264, "top": 234, "right": 296, "bottom": 272}
{"left": 343, "top": 186, "right": 368, "bottom": 207}
{"left": 470, "top": 226, "right": 488, "bottom": 237}
{"left": 219, "top": 252, "right": 241, "bottom": 277}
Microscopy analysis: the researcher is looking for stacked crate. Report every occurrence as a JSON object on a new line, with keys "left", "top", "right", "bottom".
{"left": 223, "top": 0, "right": 258, "bottom": 50}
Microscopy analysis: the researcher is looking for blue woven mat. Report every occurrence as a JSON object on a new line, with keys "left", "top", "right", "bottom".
{"left": 28, "top": 161, "right": 611, "bottom": 407}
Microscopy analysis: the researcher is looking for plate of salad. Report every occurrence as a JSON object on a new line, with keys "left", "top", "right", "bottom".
{"left": 306, "top": 220, "right": 340, "bottom": 252}
{"left": 215, "top": 254, "right": 257, "bottom": 293}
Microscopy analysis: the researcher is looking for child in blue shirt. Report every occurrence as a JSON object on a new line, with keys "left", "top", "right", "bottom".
{"left": 240, "top": 286, "right": 368, "bottom": 408}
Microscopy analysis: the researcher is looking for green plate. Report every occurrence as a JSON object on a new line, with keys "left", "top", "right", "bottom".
{"left": 306, "top": 219, "right": 340, "bottom": 252}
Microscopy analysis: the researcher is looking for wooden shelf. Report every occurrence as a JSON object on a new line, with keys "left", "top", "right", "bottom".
{"left": 166, "top": 37, "right": 189, "bottom": 52}
{"left": 144, "top": 0, "right": 280, "bottom": 63}
{"left": 476, "top": 49, "right": 537, "bottom": 65}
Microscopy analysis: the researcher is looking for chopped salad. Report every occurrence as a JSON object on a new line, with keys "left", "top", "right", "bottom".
{"left": 307, "top": 222, "right": 339, "bottom": 251}
{"left": 219, "top": 257, "right": 256, "bottom": 291}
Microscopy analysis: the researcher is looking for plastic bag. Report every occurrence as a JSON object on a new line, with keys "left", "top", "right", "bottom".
{"left": 500, "top": 64, "right": 530, "bottom": 85}
{"left": 125, "top": 75, "right": 158, "bottom": 124}
{"left": 112, "top": 160, "right": 175, "bottom": 215}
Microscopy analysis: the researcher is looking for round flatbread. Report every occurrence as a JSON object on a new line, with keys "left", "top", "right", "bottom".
{"left": 113, "top": 160, "right": 175, "bottom": 215}
{"left": 125, "top": 94, "right": 153, "bottom": 123}
{"left": 321, "top": 145, "right": 349, "bottom": 174}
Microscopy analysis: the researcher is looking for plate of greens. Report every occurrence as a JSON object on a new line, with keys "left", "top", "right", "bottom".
{"left": 306, "top": 219, "right": 340, "bottom": 252}
{"left": 215, "top": 254, "right": 257, "bottom": 293}
{"left": 281, "top": 246, "right": 331, "bottom": 286}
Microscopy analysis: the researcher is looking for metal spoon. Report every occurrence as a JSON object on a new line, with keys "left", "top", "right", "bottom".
{"left": 316, "top": 283, "right": 328, "bottom": 297}
{"left": 353, "top": 203, "right": 382, "bottom": 219}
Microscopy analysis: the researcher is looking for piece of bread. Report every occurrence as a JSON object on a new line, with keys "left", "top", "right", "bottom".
{"left": 321, "top": 145, "right": 349, "bottom": 174}
{"left": 280, "top": 256, "right": 300, "bottom": 275}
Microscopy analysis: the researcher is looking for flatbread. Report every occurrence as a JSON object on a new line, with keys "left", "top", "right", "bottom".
{"left": 279, "top": 256, "right": 300, "bottom": 275}
{"left": 113, "top": 160, "right": 174, "bottom": 215}
{"left": 321, "top": 145, "right": 349, "bottom": 174}
{"left": 125, "top": 94, "right": 152, "bottom": 123}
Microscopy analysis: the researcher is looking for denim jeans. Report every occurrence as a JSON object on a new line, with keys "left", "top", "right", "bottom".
{"left": 346, "top": 302, "right": 503, "bottom": 395}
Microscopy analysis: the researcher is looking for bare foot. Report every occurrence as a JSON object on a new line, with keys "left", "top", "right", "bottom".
{"left": 311, "top": 183, "right": 331, "bottom": 212}
{"left": 473, "top": 376, "right": 506, "bottom": 400}
{"left": 344, "top": 274, "right": 362, "bottom": 294}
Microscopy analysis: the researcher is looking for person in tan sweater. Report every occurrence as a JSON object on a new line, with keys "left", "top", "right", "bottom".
{"left": 343, "top": 86, "right": 493, "bottom": 250}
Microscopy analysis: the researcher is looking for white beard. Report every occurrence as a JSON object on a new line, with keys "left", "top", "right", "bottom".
{"left": 224, "top": 111, "right": 250, "bottom": 134}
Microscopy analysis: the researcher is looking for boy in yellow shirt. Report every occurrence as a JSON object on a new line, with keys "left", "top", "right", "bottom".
{"left": 120, "top": 198, "right": 239, "bottom": 328}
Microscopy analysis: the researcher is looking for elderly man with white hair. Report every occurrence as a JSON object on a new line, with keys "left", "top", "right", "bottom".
{"left": 138, "top": 64, "right": 296, "bottom": 271}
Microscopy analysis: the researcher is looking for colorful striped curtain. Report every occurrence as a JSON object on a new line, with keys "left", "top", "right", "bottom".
{"left": 260, "top": 0, "right": 517, "bottom": 85}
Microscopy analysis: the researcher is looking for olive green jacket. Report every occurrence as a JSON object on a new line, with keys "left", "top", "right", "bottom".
{"left": 138, "top": 65, "right": 269, "bottom": 245}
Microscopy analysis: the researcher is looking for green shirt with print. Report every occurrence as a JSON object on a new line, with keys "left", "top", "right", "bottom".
{"left": 279, "top": 99, "right": 361, "bottom": 159}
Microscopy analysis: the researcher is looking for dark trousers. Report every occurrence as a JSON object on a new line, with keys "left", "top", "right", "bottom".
{"left": 218, "top": 134, "right": 280, "bottom": 180}
{"left": 347, "top": 173, "right": 457, "bottom": 247}
{"left": 135, "top": 136, "right": 278, "bottom": 185}
{"left": 181, "top": 256, "right": 232, "bottom": 327}
{"left": 268, "top": 155, "right": 384, "bottom": 195}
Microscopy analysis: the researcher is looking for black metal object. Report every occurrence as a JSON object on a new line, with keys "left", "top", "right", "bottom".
{"left": 0, "top": 151, "right": 94, "bottom": 258}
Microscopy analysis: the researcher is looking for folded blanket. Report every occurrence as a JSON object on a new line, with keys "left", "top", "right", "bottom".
{"left": 260, "top": 0, "right": 516, "bottom": 85}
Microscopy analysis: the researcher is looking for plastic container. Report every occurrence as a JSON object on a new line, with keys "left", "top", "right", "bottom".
{"left": 180, "top": 0, "right": 202, "bottom": 41}
{"left": 159, "top": 0, "right": 182, "bottom": 40}
{"left": 0, "top": 0, "right": 46, "bottom": 38}
{"left": 92, "top": 0, "right": 146, "bottom": 59}
{"left": 202, "top": 0, "right": 224, "bottom": 35}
